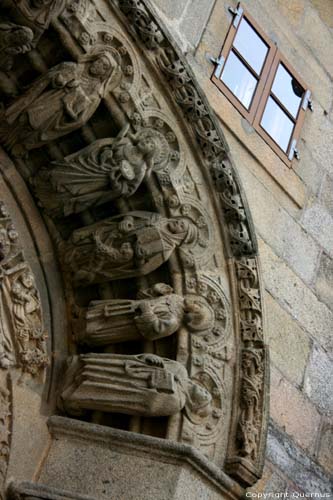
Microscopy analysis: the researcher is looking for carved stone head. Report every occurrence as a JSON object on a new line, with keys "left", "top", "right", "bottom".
{"left": 186, "top": 382, "right": 212, "bottom": 417}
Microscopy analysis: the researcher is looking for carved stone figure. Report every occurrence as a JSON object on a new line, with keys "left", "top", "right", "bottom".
{"left": 238, "top": 348, "right": 263, "bottom": 461}
{"left": 0, "top": 49, "right": 121, "bottom": 156}
{"left": 15, "top": 0, "right": 67, "bottom": 30}
{"left": 11, "top": 270, "right": 48, "bottom": 373}
{"left": 62, "top": 211, "right": 198, "bottom": 285}
{"left": 60, "top": 353, "right": 212, "bottom": 418}
{"left": 0, "top": 22, "right": 34, "bottom": 71}
{"left": 32, "top": 125, "right": 170, "bottom": 218}
{"left": 77, "top": 283, "right": 184, "bottom": 346}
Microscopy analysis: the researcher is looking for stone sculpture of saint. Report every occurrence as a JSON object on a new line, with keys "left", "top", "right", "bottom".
{"left": 32, "top": 126, "right": 170, "bottom": 218}
{"left": 76, "top": 283, "right": 184, "bottom": 346}
{"left": 11, "top": 270, "right": 48, "bottom": 371}
{"left": 0, "top": 48, "right": 121, "bottom": 156}
{"left": 60, "top": 353, "right": 212, "bottom": 418}
{"left": 0, "top": 22, "right": 34, "bottom": 71}
{"left": 62, "top": 211, "right": 198, "bottom": 285}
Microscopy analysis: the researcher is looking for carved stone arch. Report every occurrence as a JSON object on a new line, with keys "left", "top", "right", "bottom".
{"left": 0, "top": 0, "right": 268, "bottom": 497}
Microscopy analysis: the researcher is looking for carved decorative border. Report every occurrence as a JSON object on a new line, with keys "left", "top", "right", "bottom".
{"left": 110, "top": 0, "right": 268, "bottom": 485}
{"left": 0, "top": 202, "right": 48, "bottom": 376}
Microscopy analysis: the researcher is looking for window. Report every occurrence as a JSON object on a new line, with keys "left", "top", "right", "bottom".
{"left": 211, "top": 3, "right": 312, "bottom": 167}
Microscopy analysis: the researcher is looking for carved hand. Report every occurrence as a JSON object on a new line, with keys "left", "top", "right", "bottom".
{"left": 118, "top": 216, "right": 134, "bottom": 233}
{"left": 141, "top": 354, "right": 165, "bottom": 368}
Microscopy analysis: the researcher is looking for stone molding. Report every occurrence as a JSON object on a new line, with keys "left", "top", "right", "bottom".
{"left": 45, "top": 416, "right": 244, "bottom": 500}
{"left": 7, "top": 481, "right": 96, "bottom": 500}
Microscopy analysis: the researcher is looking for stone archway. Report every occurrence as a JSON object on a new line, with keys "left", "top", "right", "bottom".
{"left": 0, "top": 1, "right": 268, "bottom": 498}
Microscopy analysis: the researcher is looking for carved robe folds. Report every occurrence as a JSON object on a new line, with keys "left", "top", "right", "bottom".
{"left": 60, "top": 353, "right": 212, "bottom": 418}
{"left": 2, "top": 0, "right": 67, "bottom": 43}
{"left": 32, "top": 126, "right": 170, "bottom": 217}
{"left": 0, "top": 50, "right": 121, "bottom": 156}
{"left": 63, "top": 211, "right": 198, "bottom": 285}
{"left": 79, "top": 285, "right": 184, "bottom": 346}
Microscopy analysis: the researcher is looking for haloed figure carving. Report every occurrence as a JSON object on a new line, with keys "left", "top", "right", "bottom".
{"left": 77, "top": 283, "right": 184, "bottom": 346}
{"left": 0, "top": 22, "right": 34, "bottom": 71}
{"left": 32, "top": 126, "right": 170, "bottom": 218}
{"left": 0, "top": 49, "right": 121, "bottom": 156}
{"left": 63, "top": 211, "right": 198, "bottom": 285}
{"left": 60, "top": 353, "right": 212, "bottom": 418}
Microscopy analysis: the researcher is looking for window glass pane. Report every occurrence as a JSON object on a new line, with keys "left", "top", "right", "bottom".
{"left": 271, "top": 64, "right": 304, "bottom": 118}
{"left": 260, "top": 96, "right": 294, "bottom": 152}
{"left": 233, "top": 18, "right": 268, "bottom": 74}
{"left": 221, "top": 51, "right": 257, "bottom": 109}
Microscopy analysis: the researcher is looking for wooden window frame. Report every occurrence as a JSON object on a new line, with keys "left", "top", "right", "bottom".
{"left": 211, "top": 3, "right": 311, "bottom": 167}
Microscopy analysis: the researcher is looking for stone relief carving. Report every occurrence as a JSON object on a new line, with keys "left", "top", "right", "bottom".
{"left": 236, "top": 258, "right": 263, "bottom": 343}
{"left": 117, "top": 0, "right": 164, "bottom": 50}
{"left": 0, "top": 202, "right": 48, "bottom": 375}
{"left": 0, "top": 375, "right": 11, "bottom": 500}
{"left": 179, "top": 275, "right": 231, "bottom": 460}
{"left": 237, "top": 348, "right": 266, "bottom": 462}
{"left": 11, "top": 270, "right": 48, "bottom": 374}
{"left": 76, "top": 283, "right": 184, "bottom": 345}
{"left": 0, "top": 48, "right": 122, "bottom": 156}
{"left": 60, "top": 353, "right": 212, "bottom": 418}
{"left": 62, "top": 211, "right": 199, "bottom": 285}
{"left": 0, "top": 0, "right": 267, "bottom": 489}
{"left": 111, "top": 0, "right": 267, "bottom": 484}
{"left": 0, "top": 22, "right": 34, "bottom": 72}
{"left": 32, "top": 124, "right": 171, "bottom": 217}
{"left": 2, "top": 0, "right": 67, "bottom": 43}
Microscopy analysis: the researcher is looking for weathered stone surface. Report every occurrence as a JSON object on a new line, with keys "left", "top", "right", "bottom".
{"left": 320, "top": 174, "right": 333, "bottom": 219}
{"left": 270, "top": 367, "right": 321, "bottom": 452}
{"left": 267, "top": 424, "right": 332, "bottom": 495}
{"left": 299, "top": 5, "right": 333, "bottom": 78}
{"left": 38, "top": 417, "right": 244, "bottom": 500}
{"left": 219, "top": 137, "right": 319, "bottom": 285}
{"left": 301, "top": 203, "right": 333, "bottom": 257}
{"left": 304, "top": 345, "right": 333, "bottom": 417}
{"left": 7, "top": 481, "right": 96, "bottom": 500}
{"left": 276, "top": 0, "right": 305, "bottom": 27}
{"left": 150, "top": 0, "right": 189, "bottom": 20}
{"left": 311, "top": 0, "right": 333, "bottom": 28}
{"left": 265, "top": 293, "right": 310, "bottom": 386}
{"left": 263, "top": 471, "right": 287, "bottom": 495}
{"left": 317, "top": 423, "right": 333, "bottom": 475}
{"left": 246, "top": 463, "right": 273, "bottom": 494}
{"left": 301, "top": 105, "right": 333, "bottom": 178}
{"left": 259, "top": 238, "right": 333, "bottom": 352}
{"left": 315, "top": 252, "right": 333, "bottom": 311}
{"left": 293, "top": 145, "right": 325, "bottom": 197}
{"left": 179, "top": 0, "right": 216, "bottom": 49}
{"left": 246, "top": 462, "right": 287, "bottom": 495}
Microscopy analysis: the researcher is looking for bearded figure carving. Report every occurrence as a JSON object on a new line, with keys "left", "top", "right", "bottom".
{"left": 0, "top": 49, "right": 122, "bottom": 156}
{"left": 32, "top": 125, "right": 170, "bottom": 218}
{"left": 62, "top": 211, "right": 198, "bottom": 285}
{"left": 59, "top": 353, "right": 212, "bottom": 418}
